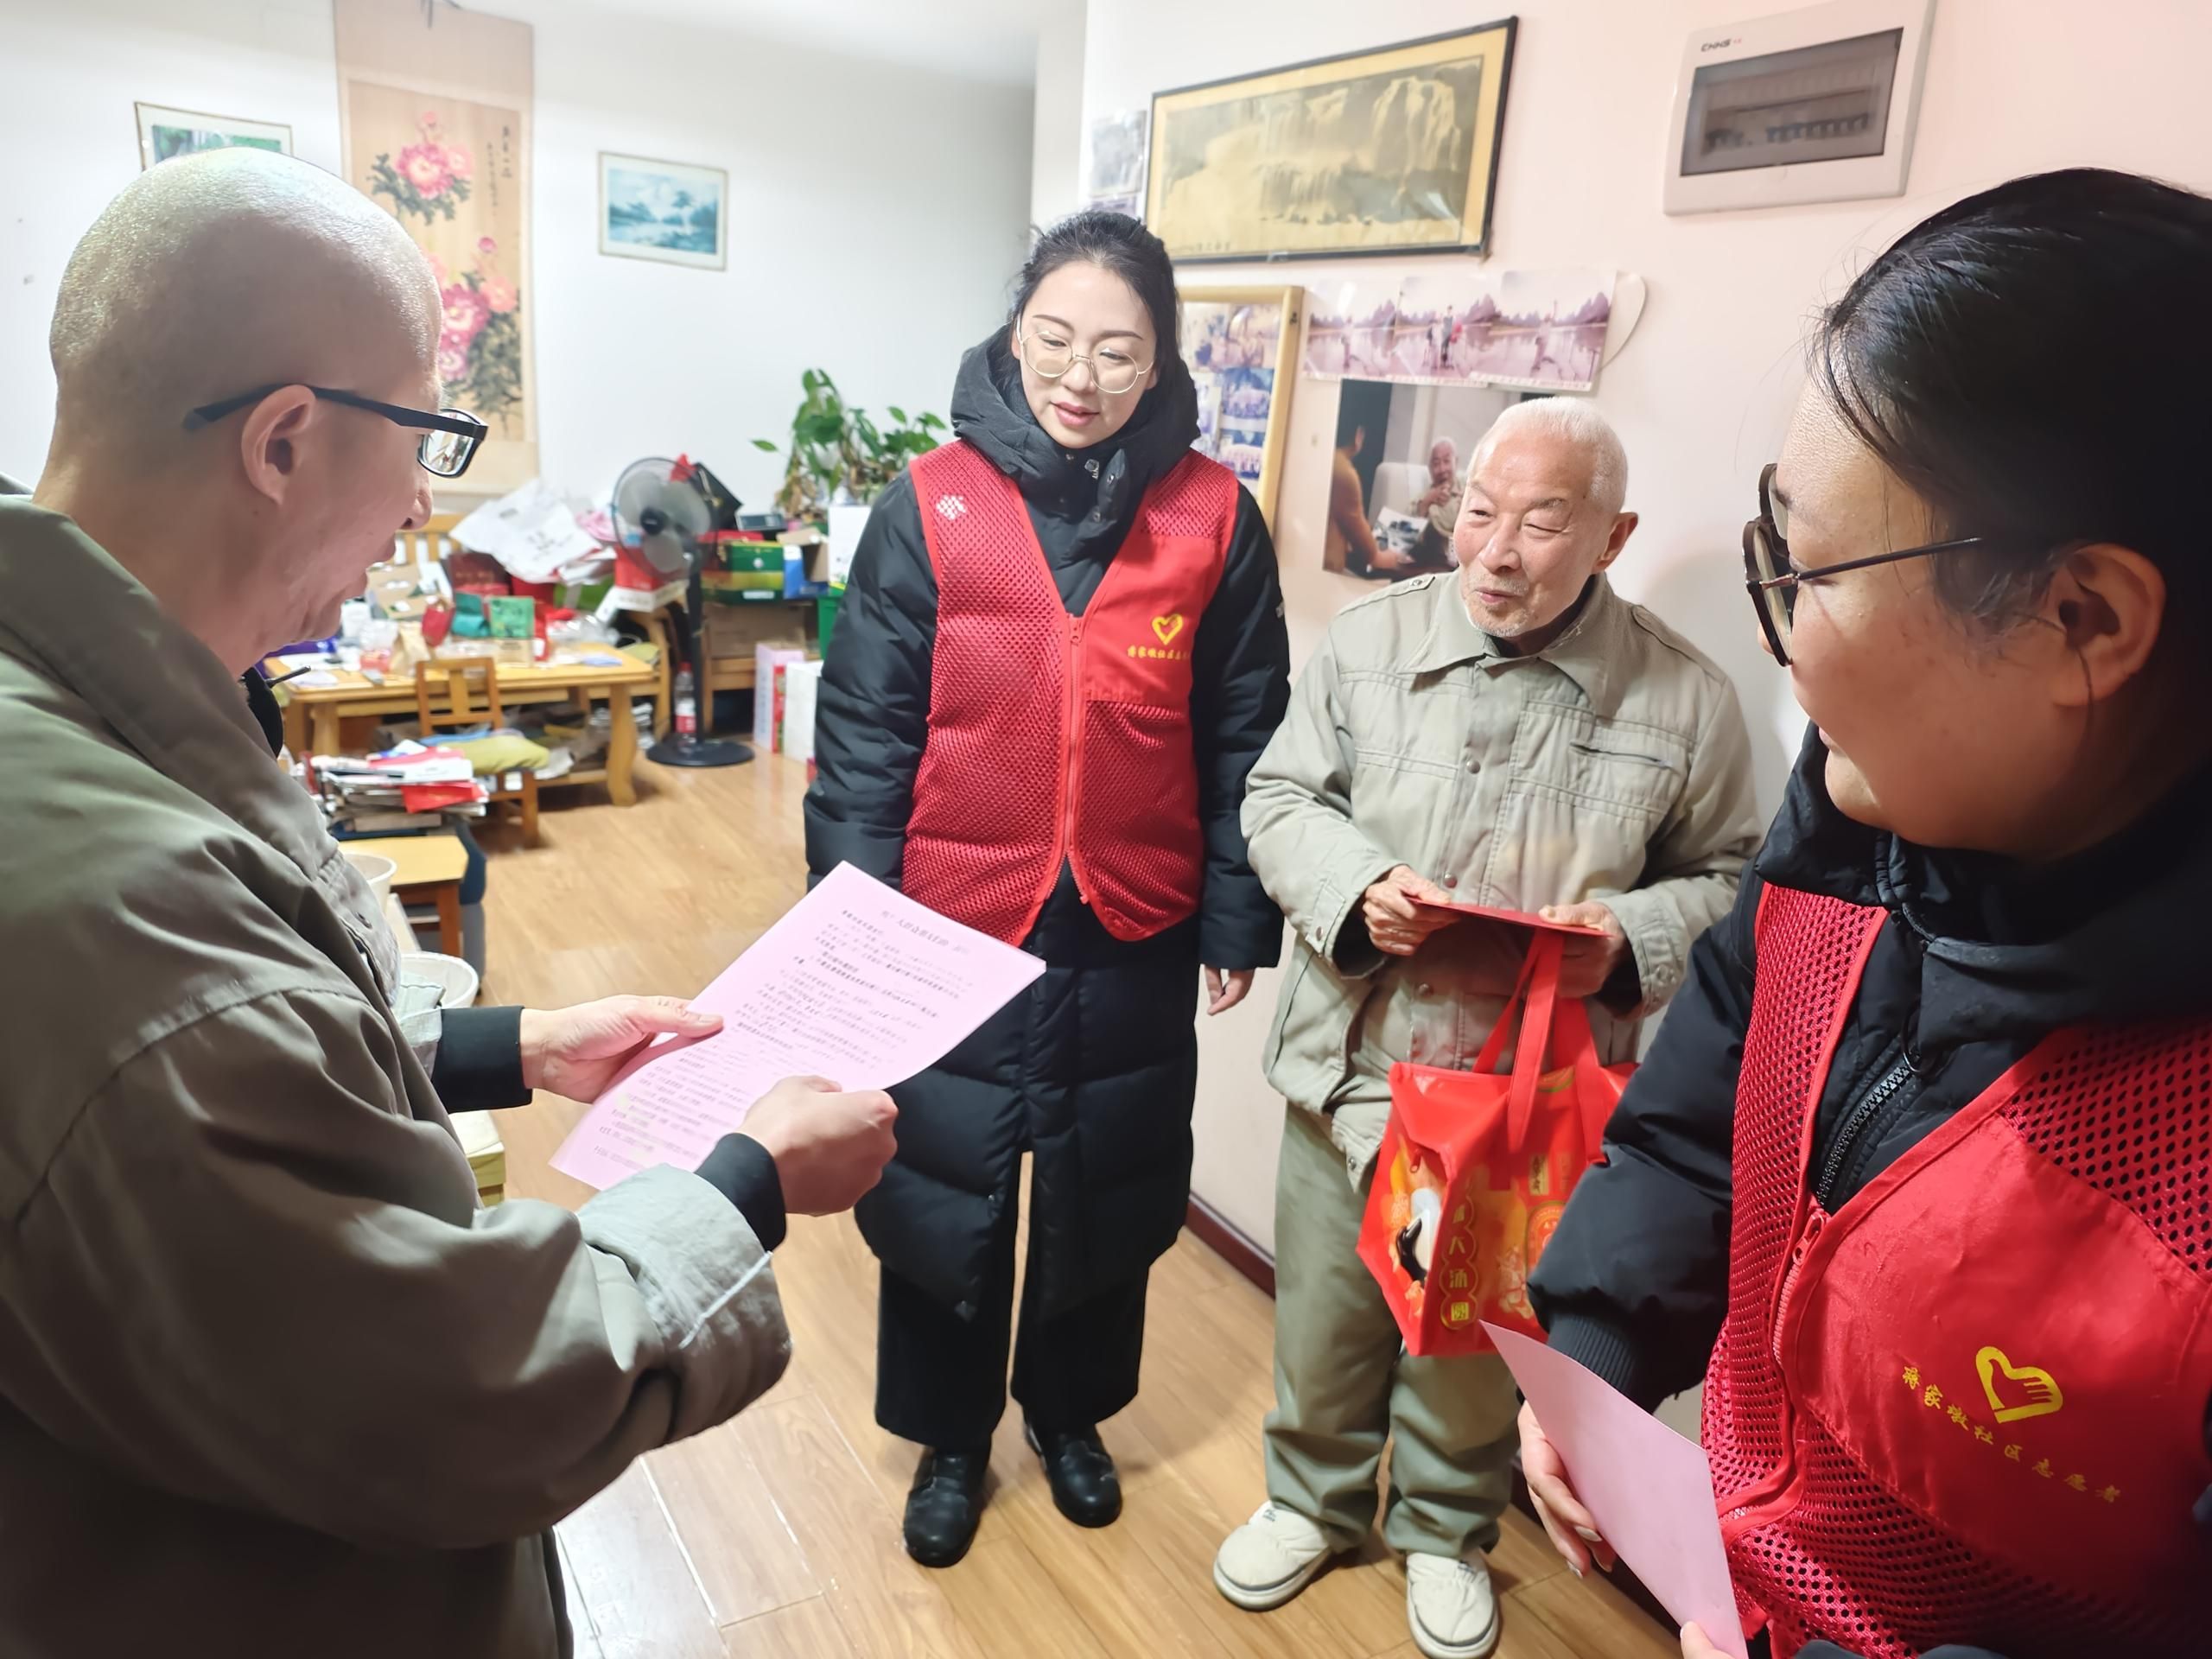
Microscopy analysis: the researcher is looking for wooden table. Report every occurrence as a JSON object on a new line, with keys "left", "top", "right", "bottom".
{"left": 349, "top": 832, "right": 471, "bottom": 956}
{"left": 269, "top": 648, "right": 658, "bottom": 806}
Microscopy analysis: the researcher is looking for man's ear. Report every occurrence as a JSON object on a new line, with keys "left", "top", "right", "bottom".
{"left": 237, "top": 386, "right": 319, "bottom": 506}
{"left": 1594, "top": 510, "right": 1640, "bottom": 572}
{"left": 2043, "top": 542, "right": 2165, "bottom": 710}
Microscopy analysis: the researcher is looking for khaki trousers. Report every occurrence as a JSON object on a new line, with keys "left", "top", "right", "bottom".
{"left": 1262, "top": 1105, "right": 1522, "bottom": 1557}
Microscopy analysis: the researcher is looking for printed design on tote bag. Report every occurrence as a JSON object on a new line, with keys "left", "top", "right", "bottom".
{"left": 1386, "top": 1141, "right": 1449, "bottom": 1287}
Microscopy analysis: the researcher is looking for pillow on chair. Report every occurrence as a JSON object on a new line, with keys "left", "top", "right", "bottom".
{"left": 446, "top": 732, "right": 550, "bottom": 777}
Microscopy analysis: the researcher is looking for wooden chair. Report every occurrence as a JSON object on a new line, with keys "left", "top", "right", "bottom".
{"left": 396, "top": 511, "right": 463, "bottom": 568}
{"left": 413, "top": 659, "right": 540, "bottom": 847}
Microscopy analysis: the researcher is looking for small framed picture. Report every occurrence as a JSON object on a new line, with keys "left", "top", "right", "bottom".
{"left": 1179, "top": 286, "right": 1302, "bottom": 524}
{"left": 598, "top": 152, "right": 728, "bottom": 270}
{"left": 135, "top": 103, "right": 294, "bottom": 169}
{"left": 1664, "top": 0, "right": 1936, "bottom": 214}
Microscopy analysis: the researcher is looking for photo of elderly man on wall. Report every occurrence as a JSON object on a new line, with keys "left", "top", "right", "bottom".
{"left": 1325, "top": 380, "right": 1519, "bottom": 581}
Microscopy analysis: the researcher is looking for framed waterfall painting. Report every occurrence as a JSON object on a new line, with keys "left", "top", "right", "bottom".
{"left": 1145, "top": 20, "right": 1517, "bottom": 263}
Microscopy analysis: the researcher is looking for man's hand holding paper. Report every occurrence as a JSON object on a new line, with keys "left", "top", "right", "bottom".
{"left": 552, "top": 864, "right": 1045, "bottom": 1192}
{"left": 742, "top": 1076, "right": 899, "bottom": 1215}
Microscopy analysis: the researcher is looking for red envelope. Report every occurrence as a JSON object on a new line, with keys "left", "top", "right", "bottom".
{"left": 1411, "top": 899, "right": 1610, "bottom": 936}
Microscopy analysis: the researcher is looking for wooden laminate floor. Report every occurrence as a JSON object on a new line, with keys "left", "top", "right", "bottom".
{"left": 476, "top": 763, "right": 1675, "bottom": 1659}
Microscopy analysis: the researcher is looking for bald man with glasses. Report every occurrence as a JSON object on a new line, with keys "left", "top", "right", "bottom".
{"left": 0, "top": 149, "right": 897, "bottom": 1657}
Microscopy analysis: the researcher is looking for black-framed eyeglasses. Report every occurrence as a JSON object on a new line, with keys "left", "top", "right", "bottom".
{"left": 182, "top": 385, "right": 487, "bottom": 479}
{"left": 1743, "top": 462, "right": 1984, "bottom": 667}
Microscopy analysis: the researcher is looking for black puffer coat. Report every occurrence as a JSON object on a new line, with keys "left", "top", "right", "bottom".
{"left": 804, "top": 334, "right": 1290, "bottom": 1319}
{"left": 1529, "top": 730, "right": 2212, "bottom": 1659}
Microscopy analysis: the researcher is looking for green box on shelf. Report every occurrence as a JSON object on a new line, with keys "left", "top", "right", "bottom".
{"left": 817, "top": 588, "right": 842, "bottom": 657}
{"left": 702, "top": 568, "right": 785, "bottom": 604}
{"left": 487, "top": 595, "right": 537, "bottom": 639}
{"left": 703, "top": 531, "right": 780, "bottom": 574}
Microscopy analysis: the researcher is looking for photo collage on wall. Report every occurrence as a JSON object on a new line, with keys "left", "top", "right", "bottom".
{"left": 1304, "top": 268, "right": 1617, "bottom": 395}
{"left": 1184, "top": 298, "right": 1277, "bottom": 486}
{"left": 1177, "top": 288, "right": 1299, "bottom": 526}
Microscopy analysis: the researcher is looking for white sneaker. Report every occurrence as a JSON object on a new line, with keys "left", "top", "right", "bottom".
{"left": 1212, "top": 1503, "right": 1335, "bottom": 1611}
{"left": 1405, "top": 1552, "right": 1500, "bottom": 1659}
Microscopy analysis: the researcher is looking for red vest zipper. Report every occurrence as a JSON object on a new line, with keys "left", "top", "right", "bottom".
{"left": 1063, "top": 614, "right": 1089, "bottom": 906}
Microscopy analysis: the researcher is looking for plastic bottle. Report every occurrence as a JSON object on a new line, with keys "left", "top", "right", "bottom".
{"left": 674, "top": 664, "right": 697, "bottom": 737}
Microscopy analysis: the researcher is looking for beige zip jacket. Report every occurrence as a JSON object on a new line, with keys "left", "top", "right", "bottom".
{"left": 1244, "top": 573, "right": 1762, "bottom": 1176}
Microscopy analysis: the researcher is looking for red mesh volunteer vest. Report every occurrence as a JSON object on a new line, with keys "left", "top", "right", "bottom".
{"left": 899, "top": 438, "right": 1236, "bottom": 945}
{"left": 1705, "top": 884, "right": 2212, "bottom": 1658}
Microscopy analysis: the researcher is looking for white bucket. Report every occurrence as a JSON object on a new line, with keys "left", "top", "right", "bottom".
{"left": 400, "top": 951, "right": 480, "bottom": 1009}
{"left": 343, "top": 850, "right": 397, "bottom": 906}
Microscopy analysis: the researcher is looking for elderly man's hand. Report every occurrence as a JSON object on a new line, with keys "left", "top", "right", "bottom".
{"left": 518, "top": 997, "right": 722, "bottom": 1103}
{"left": 1363, "top": 866, "right": 1460, "bottom": 957}
{"left": 1540, "top": 901, "right": 1629, "bottom": 999}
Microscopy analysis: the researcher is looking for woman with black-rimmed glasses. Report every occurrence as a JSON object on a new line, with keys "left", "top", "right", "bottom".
{"left": 1522, "top": 169, "right": 2212, "bottom": 1659}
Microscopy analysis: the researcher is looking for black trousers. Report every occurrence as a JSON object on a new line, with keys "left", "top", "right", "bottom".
{"left": 875, "top": 1160, "right": 1152, "bottom": 1449}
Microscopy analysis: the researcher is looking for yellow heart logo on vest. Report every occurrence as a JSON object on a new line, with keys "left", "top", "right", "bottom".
{"left": 1153, "top": 613, "right": 1185, "bottom": 646}
{"left": 1975, "top": 1345, "right": 2064, "bottom": 1423}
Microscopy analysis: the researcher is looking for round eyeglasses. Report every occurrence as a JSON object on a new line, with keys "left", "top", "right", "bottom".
{"left": 1016, "top": 325, "right": 1149, "bottom": 397}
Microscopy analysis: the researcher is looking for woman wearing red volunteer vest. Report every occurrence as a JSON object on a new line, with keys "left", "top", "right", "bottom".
{"left": 1522, "top": 169, "right": 2212, "bottom": 1659}
{"left": 805, "top": 212, "right": 1291, "bottom": 1568}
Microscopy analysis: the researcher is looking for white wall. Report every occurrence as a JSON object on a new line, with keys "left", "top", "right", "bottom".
{"left": 0, "top": 0, "right": 1033, "bottom": 512}
{"left": 1030, "top": 0, "right": 1087, "bottom": 230}
{"left": 1079, "top": 0, "right": 2212, "bottom": 1256}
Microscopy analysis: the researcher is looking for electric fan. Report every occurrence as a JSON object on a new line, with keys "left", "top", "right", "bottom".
{"left": 611, "top": 454, "right": 752, "bottom": 769}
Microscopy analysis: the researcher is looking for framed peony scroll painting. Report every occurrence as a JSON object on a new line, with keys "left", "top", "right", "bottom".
{"left": 335, "top": 0, "right": 538, "bottom": 493}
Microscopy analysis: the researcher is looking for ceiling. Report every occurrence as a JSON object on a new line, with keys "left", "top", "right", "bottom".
{"left": 578, "top": 0, "right": 1062, "bottom": 86}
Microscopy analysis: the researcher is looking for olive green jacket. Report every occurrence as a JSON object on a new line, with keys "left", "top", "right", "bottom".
{"left": 1244, "top": 573, "right": 1761, "bottom": 1176}
{"left": 0, "top": 494, "right": 788, "bottom": 1656}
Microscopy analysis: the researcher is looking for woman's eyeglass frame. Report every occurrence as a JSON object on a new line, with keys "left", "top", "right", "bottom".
{"left": 1014, "top": 326, "right": 1150, "bottom": 397}
{"left": 1743, "top": 461, "right": 1985, "bottom": 667}
{"left": 182, "top": 385, "right": 488, "bottom": 480}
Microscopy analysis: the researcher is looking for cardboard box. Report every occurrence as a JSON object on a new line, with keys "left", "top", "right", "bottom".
{"left": 702, "top": 604, "right": 810, "bottom": 664}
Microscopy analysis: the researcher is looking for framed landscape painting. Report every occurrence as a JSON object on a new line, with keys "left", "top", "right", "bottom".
{"left": 1146, "top": 21, "right": 1516, "bottom": 263}
{"left": 599, "top": 153, "right": 728, "bottom": 270}
{"left": 136, "top": 103, "right": 293, "bottom": 169}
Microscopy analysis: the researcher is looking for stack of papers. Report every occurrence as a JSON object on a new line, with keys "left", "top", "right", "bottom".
{"left": 313, "top": 742, "right": 488, "bottom": 830}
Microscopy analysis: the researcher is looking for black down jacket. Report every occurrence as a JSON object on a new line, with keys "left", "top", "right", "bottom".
{"left": 804, "top": 333, "right": 1291, "bottom": 1320}
{"left": 1529, "top": 730, "right": 2212, "bottom": 1659}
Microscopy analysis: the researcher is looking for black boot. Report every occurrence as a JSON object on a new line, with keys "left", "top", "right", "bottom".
{"left": 1025, "top": 1421, "right": 1122, "bottom": 1529}
{"left": 903, "top": 1446, "right": 990, "bottom": 1568}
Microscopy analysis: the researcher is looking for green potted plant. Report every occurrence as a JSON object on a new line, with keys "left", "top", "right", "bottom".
{"left": 753, "top": 368, "right": 947, "bottom": 524}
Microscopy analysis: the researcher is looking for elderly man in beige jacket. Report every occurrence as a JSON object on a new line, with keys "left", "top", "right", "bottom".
{"left": 1213, "top": 399, "right": 1761, "bottom": 1659}
{"left": 0, "top": 151, "right": 898, "bottom": 1657}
